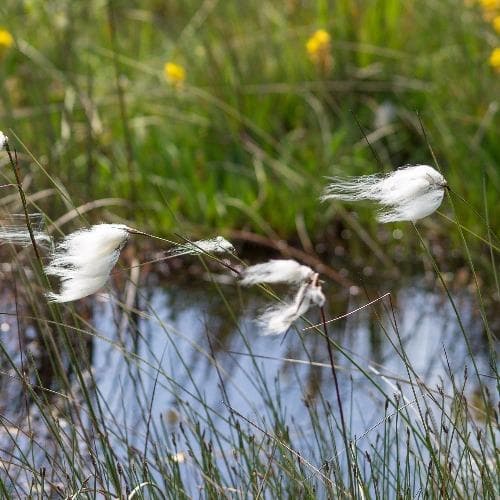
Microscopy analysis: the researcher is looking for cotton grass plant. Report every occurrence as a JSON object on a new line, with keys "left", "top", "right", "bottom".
{"left": 45, "top": 223, "right": 131, "bottom": 302}
{"left": 0, "top": 19, "right": 498, "bottom": 489}
{"left": 0, "top": 130, "right": 7, "bottom": 150}
{"left": 167, "top": 236, "right": 235, "bottom": 257}
{"left": 240, "top": 259, "right": 325, "bottom": 335}
{"left": 0, "top": 214, "right": 52, "bottom": 249}
{"left": 0, "top": 159, "right": 497, "bottom": 499}
{"left": 321, "top": 165, "right": 448, "bottom": 223}
{"left": 41, "top": 223, "right": 236, "bottom": 303}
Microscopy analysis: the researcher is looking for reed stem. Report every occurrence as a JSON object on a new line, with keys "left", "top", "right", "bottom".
{"left": 320, "top": 305, "right": 354, "bottom": 497}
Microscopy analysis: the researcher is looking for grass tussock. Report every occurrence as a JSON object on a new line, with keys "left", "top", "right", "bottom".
{"left": 0, "top": 1, "right": 498, "bottom": 498}
{"left": 0, "top": 144, "right": 497, "bottom": 498}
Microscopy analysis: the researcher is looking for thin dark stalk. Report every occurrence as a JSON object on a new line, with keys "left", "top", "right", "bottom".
{"left": 126, "top": 227, "right": 177, "bottom": 245}
{"left": 255, "top": 439, "right": 278, "bottom": 500}
{"left": 143, "top": 347, "right": 167, "bottom": 461}
{"left": 303, "top": 293, "right": 390, "bottom": 331}
{"left": 5, "top": 143, "right": 42, "bottom": 266}
{"left": 206, "top": 329, "right": 231, "bottom": 410}
{"left": 352, "top": 111, "right": 384, "bottom": 171}
{"left": 221, "top": 401, "right": 336, "bottom": 491}
{"left": 106, "top": 0, "right": 136, "bottom": 201}
{"left": 320, "top": 305, "right": 354, "bottom": 498}
{"left": 447, "top": 187, "right": 500, "bottom": 242}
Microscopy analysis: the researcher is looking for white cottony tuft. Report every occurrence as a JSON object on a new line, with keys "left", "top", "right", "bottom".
{"left": 45, "top": 223, "right": 130, "bottom": 302}
{"left": 321, "top": 165, "right": 447, "bottom": 222}
{"left": 257, "top": 280, "right": 325, "bottom": 335}
{"left": 240, "top": 259, "right": 325, "bottom": 335}
{"left": 169, "top": 236, "right": 235, "bottom": 256}
{"left": 0, "top": 131, "right": 7, "bottom": 150}
{"left": 240, "top": 259, "right": 315, "bottom": 286}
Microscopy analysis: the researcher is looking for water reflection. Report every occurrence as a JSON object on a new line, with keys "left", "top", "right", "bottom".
{"left": 0, "top": 273, "right": 495, "bottom": 494}
{"left": 94, "top": 277, "right": 491, "bottom": 444}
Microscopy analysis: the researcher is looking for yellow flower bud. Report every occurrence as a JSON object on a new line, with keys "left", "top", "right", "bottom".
{"left": 493, "top": 15, "right": 500, "bottom": 32}
{"left": 0, "top": 29, "right": 14, "bottom": 50}
{"left": 489, "top": 47, "right": 500, "bottom": 71}
{"left": 164, "top": 62, "right": 186, "bottom": 86}
{"left": 305, "top": 29, "right": 332, "bottom": 72}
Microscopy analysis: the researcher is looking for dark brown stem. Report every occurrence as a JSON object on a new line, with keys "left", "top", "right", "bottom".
{"left": 320, "top": 305, "right": 354, "bottom": 497}
{"left": 5, "top": 143, "right": 43, "bottom": 266}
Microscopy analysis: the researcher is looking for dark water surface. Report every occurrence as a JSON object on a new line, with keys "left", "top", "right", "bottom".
{"left": 0, "top": 267, "right": 496, "bottom": 495}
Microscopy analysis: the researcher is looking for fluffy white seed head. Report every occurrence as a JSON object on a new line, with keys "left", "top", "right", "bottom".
{"left": 45, "top": 223, "right": 130, "bottom": 303}
{"left": 0, "top": 131, "right": 7, "bottom": 150}
{"left": 257, "top": 280, "right": 325, "bottom": 335}
{"left": 240, "top": 259, "right": 315, "bottom": 287}
{"left": 377, "top": 187, "right": 445, "bottom": 222}
{"left": 169, "top": 236, "right": 235, "bottom": 256}
{"left": 321, "top": 165, "right": 447, "bottom": 222}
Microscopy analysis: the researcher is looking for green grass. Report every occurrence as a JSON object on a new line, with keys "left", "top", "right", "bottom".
{"left": 0, "top": 193, "right": 497, "bottom": 498}
{"left": 0, "top": 0, "right": 499, "bottom": 245}
{"left": 0, "top": 1, "right": 498, "bottom": 497}
{"left": 0, "top": 143, "right": 497, "bottom": 496}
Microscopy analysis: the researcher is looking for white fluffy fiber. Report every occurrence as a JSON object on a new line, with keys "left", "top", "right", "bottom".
{"left": 240, "top": 259, "right": 324, "bottom": 335}
{"left": 240, "top": 259, "right": 315, "bottom": 287}
{"left": 168, "top": 236, "right": 235, "bottom": 256}
{"left": 0, "top": 130, "right": 7, "bottom": 150}
{"left": 321, "top": 165, "right": 447, "bottom": 222}
{"left": 258, "top": 281, "right": 325, "bottom": 335}
{"left": 45, "top": 224, "right": 130, "bottom": 302}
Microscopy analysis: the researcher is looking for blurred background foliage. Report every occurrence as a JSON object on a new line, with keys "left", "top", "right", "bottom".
{"left": 0, "top": 0, "right": 498, "bottom": 250}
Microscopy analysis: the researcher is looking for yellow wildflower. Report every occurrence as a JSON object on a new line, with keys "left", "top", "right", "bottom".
{"left": 480, "top": 0, "right": 500, "bottom": 21}
{"left": 306, "top": 30, "right": 330, "bottom": 57}
{"left": 493, "top": 15, "right": 500, "bottom": 32}
{"left": 480, "top": 0, "right": 500, "bottom": 8}
{"left": 0, "top": 29, "right": 14, "bottom": 50}
{"left": 164, "top": 62, "right": 186, "bottom": 86}
{"left": 306, "top": 29, "right": 332, "bottom": 72}
{"left": 489, "top": 47, "right": 500, "bottom": 71}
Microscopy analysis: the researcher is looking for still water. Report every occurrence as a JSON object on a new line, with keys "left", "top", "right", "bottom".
{"left": 0, "top": 268, "right": 495, "bottom": 495}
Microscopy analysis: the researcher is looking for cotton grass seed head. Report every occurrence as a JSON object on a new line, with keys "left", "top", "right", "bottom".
{"left": 169, "top": 236, "right": 235, "bottom": 257}
{"left": 45, "top": 223, "right": 130, "bottom": 303}
{"left": 257, "top": 277, "right": 325, "bottom": 335}
{"left": 0, "top": 213, "right": 52, "bottom": 248}
{"left": 240, "top": 259, "right": 315, "bottom": 287}
{"left": 240, "top": 259, "right": 324, "bottom": 335}
{"left": 321, "top": 165, "right": 447, "bottom": 223}
{"left": 0, "top": 131, "right": 7, "bottom": 150}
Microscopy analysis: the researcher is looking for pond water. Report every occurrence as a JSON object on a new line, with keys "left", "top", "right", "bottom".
{"left": 0, "top": 265, "right": 496, "bottom": 495}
